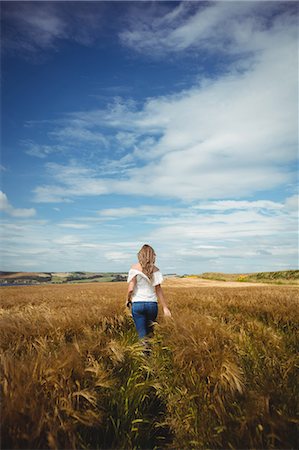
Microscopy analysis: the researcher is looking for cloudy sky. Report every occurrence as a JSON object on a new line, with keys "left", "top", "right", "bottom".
{"left": 1, "top": 1, "right": 298, "bottom": 274}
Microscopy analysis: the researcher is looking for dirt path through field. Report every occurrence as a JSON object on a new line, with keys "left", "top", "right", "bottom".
{"left": 164, "top": 277, "right": 282, "bottom": 288}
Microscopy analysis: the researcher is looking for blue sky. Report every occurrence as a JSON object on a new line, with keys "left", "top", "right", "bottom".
{"left": 1, "top": 1, "right": 298, "bottom": 274}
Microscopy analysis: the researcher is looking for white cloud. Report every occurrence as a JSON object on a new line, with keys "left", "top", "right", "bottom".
{"left": 58, "top": 223, "right": 90, "bottom": 229}
{"left": 22, "top": 140, "right": 67, "bottom": 158}
{"left": 116, "top": 131, "right": 137, "bottom": 149}
{"left": 104, "top": 251, "right": 133, "bottom": 262}
{"left": 143, "top": 211, "right": 297, "bottom": 273}
{"left": 0, "top": 217, "right": 136, "bottom": 272}
{"left": 32, "top": 5, "right": 297, "bottom": 203}
{"left": 0, "top": 191, "right": 36, "bottom": 218}
{"left": 1, "top": 193, "right": 297, "bottom": 273}
{"left": 33, "top": 161, "right": 110, "bottom": 202}
{"left": 33, "top": 186, "right": 74, "bottom": 204}
{"left": 119, "top": 2, "right": 295, "bottom": 56}
{"left": 147, "top": 209, "right": 293, "bottom": 242}
{"left": 98, "top": 205, "right": 176, "bottom": 218}
{"left": 2, "top": 3, "right": 297, "bottom": 274}
{"left": 192, "top": 200, "right": 285, "bottom": 211}
{"left": 141, "top": 194, "right": 297, "bottom": 272}
{"left": 284, "top": 193, "right": 299, "bottom": 211}
{"left": 49, "top": 127, "right": 109, "bottom": 146}
{"left": 53, "top": 235, "right": 81, "bottom": 246}
{"left": 0, "top": 192, "right": 10, "bottom": 210}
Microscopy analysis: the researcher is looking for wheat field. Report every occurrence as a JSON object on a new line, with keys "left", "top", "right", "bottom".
{"left": 1, "top": 281, "right": 298, "bottom": 449}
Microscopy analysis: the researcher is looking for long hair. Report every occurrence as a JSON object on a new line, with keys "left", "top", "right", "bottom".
{"left": 138, "top": 244, "right": 156, "bottom": 280}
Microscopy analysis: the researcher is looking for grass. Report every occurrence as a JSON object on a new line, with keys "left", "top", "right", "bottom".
{"left": 1, "top": 282, "right": 298, "bottom": 449}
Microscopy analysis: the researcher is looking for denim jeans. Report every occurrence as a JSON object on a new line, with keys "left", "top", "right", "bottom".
{"left": 131, "top": 301, "right": 158, "bottom": 339}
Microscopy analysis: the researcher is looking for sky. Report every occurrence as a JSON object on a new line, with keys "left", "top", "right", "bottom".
{"left": 0, "top": 0, "right": 298, "bottom": 275}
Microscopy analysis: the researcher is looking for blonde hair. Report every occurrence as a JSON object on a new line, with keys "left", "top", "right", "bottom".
{"left": 138, "top": 244, "right": 156, "bottom": 280}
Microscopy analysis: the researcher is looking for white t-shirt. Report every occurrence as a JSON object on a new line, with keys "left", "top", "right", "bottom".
{"left": 127, "top": 268, "right": 163, "bottom": 302}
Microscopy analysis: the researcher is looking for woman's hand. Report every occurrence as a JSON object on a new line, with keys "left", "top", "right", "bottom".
{"left": 125, "top": 299, "right": 132, "bottom": 309}
{"left": 126, "top": 277, "right": 135, "bottom": 310}
{"left": 163, "top": 306, "right": 172, "bottom": 317}
{"left": 124, "top": 299, "right": 132, "bottom": 316}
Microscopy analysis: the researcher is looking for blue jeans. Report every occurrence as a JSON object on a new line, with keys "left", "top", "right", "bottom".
{"left": 131, "top": 301, "right": 158, "bottom": 339}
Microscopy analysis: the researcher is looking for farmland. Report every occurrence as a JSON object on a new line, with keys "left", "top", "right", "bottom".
{"left": 0, "top": 271, "right": 128, "bottom": 285}
{"left": 1, "top": 279, "right": 298, "bottom": 449}
{"left": 191, "top": 270, "right": 299, "bottom": 285}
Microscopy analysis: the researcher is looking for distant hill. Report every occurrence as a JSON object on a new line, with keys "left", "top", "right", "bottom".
{"left": 0, "top": 272, "right": 52, "bottom": 283}
{"left": 2, "top": 270, "right": 297, "bottom": 286}
{"left": 0, "top": 272, "right": 128, "bottom": 285}
{"left": 194, "top": 270, "right": 299, "bottom": 284}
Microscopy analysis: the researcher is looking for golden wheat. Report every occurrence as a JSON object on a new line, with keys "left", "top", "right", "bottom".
{"left": 1, "top": 282, "right": 298, "bottom": 449}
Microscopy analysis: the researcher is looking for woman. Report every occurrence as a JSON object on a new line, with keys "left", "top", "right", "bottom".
{"left": 126, "top": 244, "right": 171, "bottom": 344}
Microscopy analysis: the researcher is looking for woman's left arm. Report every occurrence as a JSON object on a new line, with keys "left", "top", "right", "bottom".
{"left": 155, "top": 284, "right": 172, "bottom": 317}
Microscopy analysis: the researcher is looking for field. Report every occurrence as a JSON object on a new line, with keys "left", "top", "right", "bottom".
{"left": 197, "top": 270, "right": 299, "bottom": 285}
{"left": 1, "top": 279, "right": 298, "bottom": 449}
{"left": 0, "top": 271, "right": 127, "bottom": 285}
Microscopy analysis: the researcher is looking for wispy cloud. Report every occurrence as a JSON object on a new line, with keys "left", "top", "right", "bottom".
{"left": 33, "top": 161, "right": 110, "bottom": 203}
{"left": 284, "top": 194, "right": 299, "bottom": 211}
{"left": 192, "top": 200, "right": 285, "bottom": 212}
{"left": 2, "top": 2, "right": 297, "bottom": 273}
{"left": 0, "top": 217, "right": 137, "bottom": 272}
{"left": 119, "top": 2, "right": 296, "bottom": 57}
{"left": 104, "top": 251, "right": 132, "bottom": 263}
{"left": 98, "top": 205, "right": 177, "bottom": 218}
{"left": 58, "top": 223, "right": 90, "bottom": 229}
{"left": 147, "top": 195, "right": 298, "bottom": 273}
{"left": 1, "top": 194, "right": 297, "bottom": 272}
{"left": 22, "top": 140, "right": 67, "bottom": 158}
{"left": 30, "top": 4, "right": 297, "bottom": 203}
{"left": 0, "top": 191, "right": 36, "bottom": 218}
{"left": 49, "top": 127, "right": 109, "bottom": 146}
{"left": 2, "top": 2, "right": 105, "bottom": 57}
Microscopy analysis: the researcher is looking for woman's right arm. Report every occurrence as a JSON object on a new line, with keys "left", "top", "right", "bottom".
{"left": 126, "top": 276, "right": 136, "bottom": 307}
{"left": 155, "top": 284, "right": 172, "bottom": 317}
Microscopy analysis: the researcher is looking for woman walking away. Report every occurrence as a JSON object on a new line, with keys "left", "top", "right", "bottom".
{"left": 126, "top": 244, "right": 171, "bottom": 354}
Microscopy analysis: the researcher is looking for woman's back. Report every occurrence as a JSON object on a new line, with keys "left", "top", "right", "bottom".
{"left": 127, "top": 263, "right": 163, "bottom": 302}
